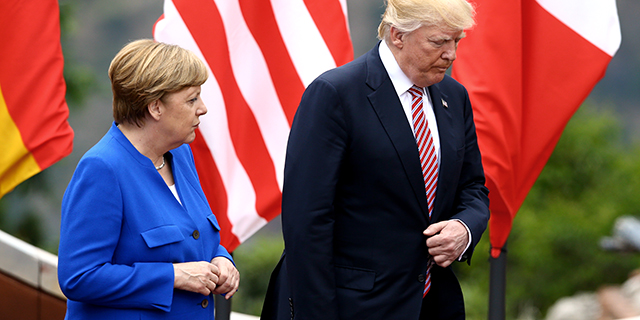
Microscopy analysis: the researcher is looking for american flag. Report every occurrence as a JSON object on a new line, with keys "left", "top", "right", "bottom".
{"left": 154, "top": 0, "right": 353, "bottom": 251}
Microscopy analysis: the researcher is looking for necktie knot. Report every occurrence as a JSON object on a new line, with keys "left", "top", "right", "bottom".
{"left": 408, "top": 85, "right": 423, "bottom": 99}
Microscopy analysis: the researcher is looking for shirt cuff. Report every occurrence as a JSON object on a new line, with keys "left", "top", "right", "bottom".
{"left": 453, "top": 219, "right": 472, "bottom": 261}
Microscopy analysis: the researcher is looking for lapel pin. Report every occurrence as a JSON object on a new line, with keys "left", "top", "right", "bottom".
{"left": 441, "top": 99, "right": 448, "bottom": 108}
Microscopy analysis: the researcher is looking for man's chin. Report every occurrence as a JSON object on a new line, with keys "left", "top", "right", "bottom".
{"left": 427, "top": 74, "right": 446, "bottom": 86}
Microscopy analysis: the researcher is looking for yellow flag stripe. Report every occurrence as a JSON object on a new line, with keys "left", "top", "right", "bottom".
{"left": 0, "top": 85, "right": 41, "bottom": 197}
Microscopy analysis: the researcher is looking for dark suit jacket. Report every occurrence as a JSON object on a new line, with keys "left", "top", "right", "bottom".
{"left": 262, "top": 43, "right": 490, "bottom": 320}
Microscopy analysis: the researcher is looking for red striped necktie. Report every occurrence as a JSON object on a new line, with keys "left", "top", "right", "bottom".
{"left": 407, "top": 85, "right": 439, "bottom": 297}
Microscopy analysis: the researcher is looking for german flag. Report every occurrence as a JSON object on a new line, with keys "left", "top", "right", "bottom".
{"left": 0, "top": 0, "right": 74, "bottom": 198}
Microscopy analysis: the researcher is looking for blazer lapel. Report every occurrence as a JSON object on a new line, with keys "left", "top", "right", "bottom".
{"left": 364, "top": 45, "right": 430, "bottom": 220}
{"left": 428, "top": 84, "right": 455, "bottom": 223}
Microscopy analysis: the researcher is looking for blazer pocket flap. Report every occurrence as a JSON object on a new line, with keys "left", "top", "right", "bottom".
{"left": 335, "top": 266, "right": 376, "bottom": 291}
{"left": 141, "top": 225, "right": 185, "bottom": 248}
{"left": 207, "top": 214, "right": 221, "bottom": 231}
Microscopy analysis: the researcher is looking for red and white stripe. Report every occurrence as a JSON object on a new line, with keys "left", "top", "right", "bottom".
{"left": 154, "top": 0, "right": 353, "bottom": 251}
{"left": 409, "top": 86, "right": 438, "bottom": 218}
{"left": 452, "top": 0, "right": 621, "bottom": 258}
{"left": 537, "top": 0, "right": 621, "bottom": 56}
{"left": 423, "top": 260, "right": 434, "bottom": 297}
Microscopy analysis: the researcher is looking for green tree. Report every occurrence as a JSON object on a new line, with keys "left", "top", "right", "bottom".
{"left": 60, "top": 0, "right": 96, "bottom": 107}
{"left": 232, "top": 234, "right": 284, "bottom": 316}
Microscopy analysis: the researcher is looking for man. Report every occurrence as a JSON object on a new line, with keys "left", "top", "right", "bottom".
{"left": 262, "top": 0, "right": 489, "bottom": 319}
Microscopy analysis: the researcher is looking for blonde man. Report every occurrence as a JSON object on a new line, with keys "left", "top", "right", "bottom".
{"left": 263, "top": 0, "right": 489, "bottom": 319}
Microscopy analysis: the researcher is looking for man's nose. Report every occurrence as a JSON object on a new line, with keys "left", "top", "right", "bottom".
{"left": 442, "top": 43, "right": 457, "bottom": 61}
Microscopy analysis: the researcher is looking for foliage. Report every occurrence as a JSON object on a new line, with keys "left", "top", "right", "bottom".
{"left": 60, "top": 0, "right": 97, "bottom": 107}
{"left": 0, "top": 172, "right": 51, "bottom": 249}
{"left": 457, "top": 104, "right": 640, "bottom": 319}
{"left": 232, "top": 234, "right": 284, "bottom": 316}
{"left": 13, "top": 211, "right": 45, "bottom": 247}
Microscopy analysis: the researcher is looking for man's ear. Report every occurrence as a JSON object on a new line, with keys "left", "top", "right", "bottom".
{"left": 389, "top": 26, "right": 405, "bottom": 49}
{"left": 148, "top": 99, "right": 162, "bottom": 121}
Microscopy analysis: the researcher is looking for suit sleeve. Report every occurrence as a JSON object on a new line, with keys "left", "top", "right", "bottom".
{"left": 281, "top": 78, "right": 347, "bottom": 319}
{"left": 449, "top": 87, "right": 490, "bottom": 262}
{"left": 58, "top": 156, "right": 175, "bottom": 311}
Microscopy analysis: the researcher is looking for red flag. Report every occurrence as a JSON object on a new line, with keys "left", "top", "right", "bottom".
{"left": 0, "top": 0, "right": 74, "bottom": 198}
{"left": 153, "top": 0, "right": 353, "bottom": 251}
{"left": 452, "top": 0, "right": 621, "bottom": 257}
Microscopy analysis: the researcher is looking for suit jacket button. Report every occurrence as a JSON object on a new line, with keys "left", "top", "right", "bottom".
{"left": 418, "top": 274, "right": 426, "bottom": 283}
{"left": 201, "top": 299, "right": 209, "bottom": 308}
{"left": 192, "top": 230, "right": 200, "bottom": 239}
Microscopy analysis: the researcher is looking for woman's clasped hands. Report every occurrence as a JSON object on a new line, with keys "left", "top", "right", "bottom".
{"left": 173, "top": 257, "right": 239, "bottom": 299}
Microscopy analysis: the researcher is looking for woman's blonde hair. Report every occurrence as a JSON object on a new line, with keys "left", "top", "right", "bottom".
{"left": 377, "top": 0, "right": 476, "bottom": 42}
{"left": 109, "top": 39, "right": 208, "bottom": 127}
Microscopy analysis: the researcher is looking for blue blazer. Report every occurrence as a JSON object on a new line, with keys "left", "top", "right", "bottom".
{"left": 262, "top": 43, "right": 490, "bottom": 320}
{"left": 58, "top": 122, "right": 232, "bottom": 320}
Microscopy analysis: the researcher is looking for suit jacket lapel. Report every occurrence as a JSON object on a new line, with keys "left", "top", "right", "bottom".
{"left": 428, "top": 84, "right": 454, "bottom": 222}
{"left": 364, "top": 45, "right": 430, "bottom": 221}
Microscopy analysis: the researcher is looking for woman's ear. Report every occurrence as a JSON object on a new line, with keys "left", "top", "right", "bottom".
{"left": 148, "top": 99, "right": 162, "bottom": 121}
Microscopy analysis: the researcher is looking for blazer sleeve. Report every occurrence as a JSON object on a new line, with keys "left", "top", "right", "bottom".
{"left": 448, "top": 86, "right": 490, "bottom": 262}
{"left": 281, "top": 77, "right": 348, "bottom": 320}
{"left": 58, "top": 156, "right": 175, "bottom": 311}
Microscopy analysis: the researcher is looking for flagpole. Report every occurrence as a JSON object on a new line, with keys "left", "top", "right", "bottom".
{"left": 488, "top": 241, "right": 507, "bottom": 320}
{"left": 215, "top": 251, "right": 234, "bottom": 320}
{"left": 215, "top": 294, "right": 232, "bottom": 320}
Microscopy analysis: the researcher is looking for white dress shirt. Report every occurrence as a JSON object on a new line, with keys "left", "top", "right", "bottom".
{"left": 378, "top": 41, "right": 441, "bottom": 168}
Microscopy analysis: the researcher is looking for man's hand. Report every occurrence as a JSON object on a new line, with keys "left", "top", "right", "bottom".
{"left": 211, "top": 257, "right": 240, "bottom": 299}
{"left": 173, "top": 261, "right": 220, "bottom": 296}
{"left": 423, "top": 220, "right": 469, "bottom": 268}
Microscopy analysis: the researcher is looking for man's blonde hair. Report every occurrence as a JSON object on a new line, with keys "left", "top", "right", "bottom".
{"left": 109, "top": 39, "right": 208, "bottom": 127}
{"left": 377, "top": 0, "right": 476, "bottom": 42}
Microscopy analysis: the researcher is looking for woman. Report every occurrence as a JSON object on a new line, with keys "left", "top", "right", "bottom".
{"left": 58, "top": 39, "right": 239, "bottom": 319}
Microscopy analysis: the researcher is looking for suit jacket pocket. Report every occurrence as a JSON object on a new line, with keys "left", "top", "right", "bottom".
{"left": 207, "top": 213, "right": 221, "bottom": 231}
{"left": 335, "top": 265, "right": 376, "bottom": 291}
{"left": 141, "top": 225, "right": 185, "bottom": 248}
